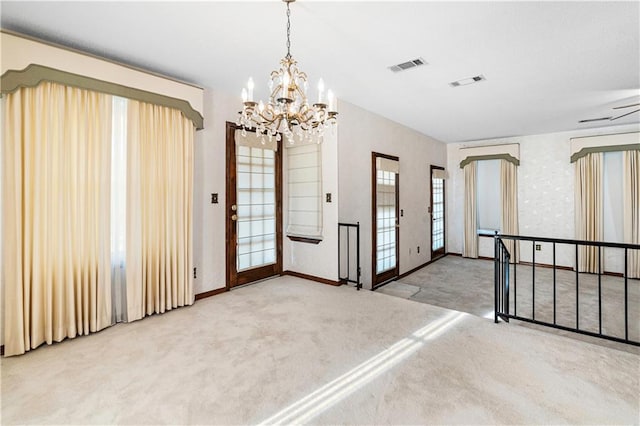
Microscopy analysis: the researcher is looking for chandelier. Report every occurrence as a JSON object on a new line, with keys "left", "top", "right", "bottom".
{"left": 237, "top": 0, "right": 337, "bottom": 145}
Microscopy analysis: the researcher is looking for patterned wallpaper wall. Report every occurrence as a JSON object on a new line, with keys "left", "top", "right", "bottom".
{"left": 446, "top": 124, "right": 640, "bottom": 270}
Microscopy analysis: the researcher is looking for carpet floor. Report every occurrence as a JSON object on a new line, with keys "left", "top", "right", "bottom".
{"left": 1, "top": 275, "right": 638, "bottom": 424}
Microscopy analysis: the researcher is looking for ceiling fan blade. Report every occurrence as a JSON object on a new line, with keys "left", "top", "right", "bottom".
{"left": 610, "top": 108, "right": 640, "bottom": 121}
{"left": 612, "top": 103, "right": 640, "bottom": 110}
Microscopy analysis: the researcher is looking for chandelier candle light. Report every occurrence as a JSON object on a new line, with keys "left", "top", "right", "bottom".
{"left": 237, "top": 0, "right": 338, "bottom": 145}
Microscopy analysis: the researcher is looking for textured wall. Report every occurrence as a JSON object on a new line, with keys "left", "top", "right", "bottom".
{"left": 447, "top": 124, "right": 640, "bottom": 270}
{"left": 192, "top": 88, "right": 236, "bottom": 294}
{"left": 338, "top": 101, "right": 447, "bottom": 289}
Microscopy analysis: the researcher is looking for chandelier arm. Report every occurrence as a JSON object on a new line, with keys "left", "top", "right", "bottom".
{"left": 296, "top": 109, "right": 310, "bottom": 123}
{"left": 295, "top": 86, "right": 307, "bottom": 103}
{"left": 316, "top": 109, "right": 327, "bottom": 123}
{"left": 256, "top": 112, "right": 280, "bottom": 125}
{"left": 295, "top": 108, "right": 310, "bottom": 122}
{"left": 270, "top": 85, "right": 283, "bottom": 101}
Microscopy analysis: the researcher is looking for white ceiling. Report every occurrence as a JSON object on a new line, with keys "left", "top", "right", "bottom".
{"left": 1, "top": 1, "right": 639, "bottom": 143}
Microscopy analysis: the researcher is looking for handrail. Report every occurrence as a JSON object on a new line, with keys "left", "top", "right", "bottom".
{"left": 498, "top": 233, "right": 640, "bottom": 250}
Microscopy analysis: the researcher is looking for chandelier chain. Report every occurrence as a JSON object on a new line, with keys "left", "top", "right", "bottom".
{"left": 286, "top": 1, "right": 291, "bottom": 58}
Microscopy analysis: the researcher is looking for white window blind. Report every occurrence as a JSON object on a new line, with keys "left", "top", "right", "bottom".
{"left": 476, "top": 159, "right": 501, "bottom": 232}
{"left": 287, "top": 142, "right": 323, "bottom": 239}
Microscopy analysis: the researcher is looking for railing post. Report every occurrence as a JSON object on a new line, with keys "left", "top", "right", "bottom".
{"left": 505, "top": 250, "right": 510, "bottom": 316}
{"left": 553, "top": 241, "right": 557, "bottom": 325}
{"left": 514, "top": 239, "right": 517, "bottom": 317}
{"left": 625, "top": 248, "right": 628, "bottom": 340}
{"left": 337, "top": 224, "right": 342, "bottom": 282}
{"left": 494, "top": 231, "right": 499, "bottom": 323}
{"left": 575, "top": 244, "right": 579, "bottom": 331}
{"left": 532, "top": 239, "right": 536, "bottom": 321}
{"left": 346, "top": 226, "right": 350, "bottom": 286}
{"left": 598, "top": 245, "right": 602, "bottom": 335}
{"left": 356, "top": 222, "right": 361, "bottom": 291}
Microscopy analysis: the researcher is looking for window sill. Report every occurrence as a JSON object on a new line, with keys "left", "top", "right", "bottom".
{"left": 287, "top": 235, "right": 322, "bottom": 244}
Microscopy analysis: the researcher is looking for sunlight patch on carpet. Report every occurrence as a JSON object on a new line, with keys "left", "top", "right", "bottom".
{"left": 258, "top": 311, "right": 466, "bottom": 425}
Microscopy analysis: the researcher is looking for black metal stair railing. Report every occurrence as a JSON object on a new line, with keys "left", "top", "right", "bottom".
{"left": 494, "top": 232, "right": 640, "bottom": 346}
{"left": 338, "top": 222, "right": 361, "bottom": 290}
{"left": 494, "top": 234, "right": 511, "bottom": 324}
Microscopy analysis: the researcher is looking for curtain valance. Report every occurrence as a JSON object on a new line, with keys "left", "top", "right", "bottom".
{"left": 1, "top": 64, "right": 204, "bottom": 129}
{"left": 459, "top": 143, "right": 520, "bottom": 168}
{"left": 570, "top": 132, "right": 639, "bottom": 163}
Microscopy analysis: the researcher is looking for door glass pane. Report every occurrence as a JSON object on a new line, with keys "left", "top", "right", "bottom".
{"left": 432, "top": 176, "right": 445, "bottom": 251}
{"left": 376, "top": 170, "right": 397, "bottom": 273}
{"left": 237, "top": 146, "right": 277, "bottom": 272}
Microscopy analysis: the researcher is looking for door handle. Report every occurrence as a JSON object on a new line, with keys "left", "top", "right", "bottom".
{"left": 231, "top": 204, "right": 237, "bottom": 211}
{"left": 231, "top": 214, "right": 238, "bottom": 221}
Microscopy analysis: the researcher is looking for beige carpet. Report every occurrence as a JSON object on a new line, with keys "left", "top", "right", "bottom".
{"left": 1, "top": 276, "right": 638, "bottom": 425}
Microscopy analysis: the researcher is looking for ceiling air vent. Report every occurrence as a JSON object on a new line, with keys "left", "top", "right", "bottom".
{"left": 449, "top": 75, "right": 486, "bottom": 87}
{"left": 389, "top": 57, "right": 427, "bottom": 73}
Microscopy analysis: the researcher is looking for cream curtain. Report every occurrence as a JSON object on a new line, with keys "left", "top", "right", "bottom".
{"left": 463, "top": 161, "right": 478, "bottom": 258}
{"left": 500, "top": 159, "right": 520, "bottom": 262}
{"left": 3, "top": 82, "right": 112, "bottom": 356}
{"left": 623, "top": 149, "right": 640, "bottom": 278}
{"left": 575, "top": 152, "right": 603, "bottom": 273}
{"left": 126, "top": 100, "right": 194, "bottom": 321}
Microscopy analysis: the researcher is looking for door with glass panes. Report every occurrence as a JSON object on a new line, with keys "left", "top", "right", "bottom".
{"left": 226, "top": 122, "right": 282, "bottom": 288}
{"left": 430, "top": 165, "right": 446, "bottom": 259}
{"left": 372, "top": 153, "right": 400, "bottom": 288}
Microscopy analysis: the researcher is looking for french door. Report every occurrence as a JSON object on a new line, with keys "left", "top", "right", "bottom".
{"left": 430, "top": 165, "right": 446, "bottom": 259}
{"left": 226, "top": 122, "right": 282, "bottom": 288}
{"left": 372, "top": 152, "right": 400, "bottom": 288}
